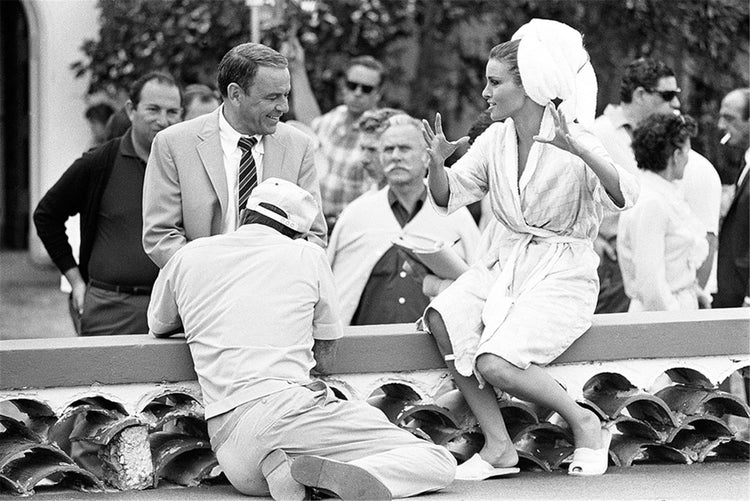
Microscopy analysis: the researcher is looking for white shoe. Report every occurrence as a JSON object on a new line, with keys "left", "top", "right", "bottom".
{"left": 455, "top": 454, "right": 520, "bottom": 481}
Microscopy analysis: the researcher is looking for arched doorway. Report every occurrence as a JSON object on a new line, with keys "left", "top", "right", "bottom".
{"left": 0, "top": 0, "right": 30, "bottom": 249}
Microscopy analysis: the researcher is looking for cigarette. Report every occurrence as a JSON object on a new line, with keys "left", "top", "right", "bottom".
{"left": 720, "top": 133, "right": 731, "bottom": 145}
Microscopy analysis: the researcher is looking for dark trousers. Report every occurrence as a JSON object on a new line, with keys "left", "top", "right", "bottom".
{"left": 595, "top": 243, "right": 630, "bottom": 314}
{"left": 76, "top": 285, "right": 150, "bottom": 336}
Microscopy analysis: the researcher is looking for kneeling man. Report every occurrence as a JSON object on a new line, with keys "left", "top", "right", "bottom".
{"left": 148, "top": 178, "right": 456, "bottom": 500}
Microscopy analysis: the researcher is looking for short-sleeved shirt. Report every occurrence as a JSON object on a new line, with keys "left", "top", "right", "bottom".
{"left": 148, "top": 224, "right": 343, "bottom": 419}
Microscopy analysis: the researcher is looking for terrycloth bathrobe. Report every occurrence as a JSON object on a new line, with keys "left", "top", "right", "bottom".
{"left": 328, "top": 187, "right": 481, "bottom": 325}
{"left": 428, "top": 110, "right": 639, "bottom": 380}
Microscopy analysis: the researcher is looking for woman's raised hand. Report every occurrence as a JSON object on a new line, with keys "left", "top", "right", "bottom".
{"left": 422, "top": 113, "right": 469, "bottom": 168}
{"left": 533, "top": 104, "right": 583, "bottom": 156}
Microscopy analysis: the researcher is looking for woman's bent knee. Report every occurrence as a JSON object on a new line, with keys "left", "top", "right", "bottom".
{"left": 423, "top": 308, "right": 452, "bottom": 355}
{"left": 475, "top": 353, "right": 514, "bottom": 387}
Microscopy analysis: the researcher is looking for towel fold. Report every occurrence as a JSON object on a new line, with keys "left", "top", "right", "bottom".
{"left": 512, "top": 19, "right": 597, "bottom": 128}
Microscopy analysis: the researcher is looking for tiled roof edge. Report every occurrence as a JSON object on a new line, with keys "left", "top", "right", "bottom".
{"left": 1, "top": 308, "right": 747, "bottom": 390}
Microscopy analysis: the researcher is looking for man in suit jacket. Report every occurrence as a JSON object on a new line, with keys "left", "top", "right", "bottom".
{"left": 143, "top": 43, "right": 326, "bottom": 268}
{"left": 714, "top": 88, "right": 749, "bottom": 308}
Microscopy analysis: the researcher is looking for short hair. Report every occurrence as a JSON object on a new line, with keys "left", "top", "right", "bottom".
{"left": 382, "top": 113, "right": 423, "bottom": 132}
{"left": 217, "top": 43, "right": 288, "bottom": 98}
{"left": 632, "top": 113, "right": 697, "bottom": 173}
{"left": 128, "top": 71, "right": 182, "bottom": 108}
{"left": 240, "top": 202, "right": 301, "bottom": 239}
{"left": 345, "top": 55, "right": 386, "bottom": 86}
{"left": 488, "top": 39, "right": 522, "bottom": 87}
{"left": 355, "top": 108, "right": 405, "bottom": 134}
{"left": 184, "top": 84, "right": 220, "bottom": 109}
{"left": 85, "top": 102, "right": 115, "bottom": 124}
{"left": 620, "top": 58, "right": 675, "bottom": 104}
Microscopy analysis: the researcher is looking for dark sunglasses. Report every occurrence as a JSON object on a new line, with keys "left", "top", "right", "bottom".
{"left": 649, "top": 88, "right": 681, "bottom": 102}
{"left": 345, "top": 80, "right": 376, "bottom": 94}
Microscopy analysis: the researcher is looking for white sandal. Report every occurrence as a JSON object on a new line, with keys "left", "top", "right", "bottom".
{"left": 455, "top": 453, "right": 520, "bottom": 481}
{"left": 568, "top": 427, "right": 613, "bottom": 476}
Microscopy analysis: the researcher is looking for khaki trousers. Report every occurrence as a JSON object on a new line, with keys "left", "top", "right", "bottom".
{"left": 207, "top": 381, "right": 456, "bottom": 498}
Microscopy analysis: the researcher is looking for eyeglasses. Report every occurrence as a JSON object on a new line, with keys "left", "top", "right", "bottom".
{"left": 345, "top": 80, "right": 376, "bottom": 94}
{"left": 649, "top": 88, "right": 681, "bottom": 102}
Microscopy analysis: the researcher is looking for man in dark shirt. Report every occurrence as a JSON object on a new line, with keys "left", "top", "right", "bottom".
{"left": 33, "top": 72, "right": 182, "bottom": 335}
{"left": 328, "top": 114, "right": 480, "bottom": 325}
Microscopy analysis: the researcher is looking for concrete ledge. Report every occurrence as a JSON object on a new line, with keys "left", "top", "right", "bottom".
{"left": 1, "top": 309, "right": 748, "bottom": 390}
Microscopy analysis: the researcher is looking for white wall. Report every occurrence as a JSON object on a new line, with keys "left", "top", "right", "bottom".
{"left": 24, "top": 0, "right": 99, "bottom": 263}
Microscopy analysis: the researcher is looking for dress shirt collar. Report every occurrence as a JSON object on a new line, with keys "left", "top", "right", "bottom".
{"left": 387, "top": 184, "right": 427, "bottom": 209}
{"left": 387, "top": 184, "right": 427, "bottom": 227}
{"left": 218, "top": 104, "right": 264, "bottom": 156}
{"left": 118, "top": 128, "right": 145, "bottom": 164}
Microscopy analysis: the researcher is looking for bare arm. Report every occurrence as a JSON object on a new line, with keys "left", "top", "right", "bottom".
{"left": 281, "top": 35, "right": 322, "bottom": 126}
{"left": 422, "top": 113, "right": 469, "bottom": 207}
{"left": 534, "top": 106, "right": 625, "bottom": 207}
{"left": 311, "top": 339, "right": 339, "bottom": 375}
{"left": 148, "top": 264, "right": 183, "bottom": 337}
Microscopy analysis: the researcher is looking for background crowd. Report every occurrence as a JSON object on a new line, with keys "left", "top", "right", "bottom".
{"left": 43, "top": 42, "right": 748, "bottom": 337}
{"left": 13, "top": 4, "right": 750, "bottom": 497}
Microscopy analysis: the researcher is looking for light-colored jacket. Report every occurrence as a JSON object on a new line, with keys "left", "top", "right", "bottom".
{"left": 143, "top": 108, "right": 326, "bottom": 268}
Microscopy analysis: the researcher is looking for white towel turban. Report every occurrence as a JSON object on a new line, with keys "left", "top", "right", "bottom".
{"left": 512, "top": 19, "right": 597, "bottom": 127}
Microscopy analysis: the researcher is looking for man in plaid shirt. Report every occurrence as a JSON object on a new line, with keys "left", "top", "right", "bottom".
{"left": 283, "top": 37, "right": 385, "bottom": 232}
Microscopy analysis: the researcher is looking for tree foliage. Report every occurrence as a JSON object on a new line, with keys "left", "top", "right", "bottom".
{"left": 73, "top": 0, "right": 748, "bottom": 165}
{"left": 71, "top": 0, "right": 251, "bottom": 96}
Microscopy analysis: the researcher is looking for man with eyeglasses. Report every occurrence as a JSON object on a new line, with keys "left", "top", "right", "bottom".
{"left": 591, "top": 57, "right": 721, "bottom": 313}
{"left": 283, "top": 36, "right": 386, "bottom": 232}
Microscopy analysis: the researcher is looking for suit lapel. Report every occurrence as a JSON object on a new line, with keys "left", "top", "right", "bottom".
{"left": 261, "top": 131, "right": 287, "bottom": 180}
{"left": 196, "top": 110, "right": 228, "bottom": 215}
{"left": 729, "top": 167, "right": 749, "bottom": 213}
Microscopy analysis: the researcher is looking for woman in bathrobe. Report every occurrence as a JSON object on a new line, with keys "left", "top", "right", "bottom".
{"left": 421, "top": 19, "right": 639, "bottom": 479}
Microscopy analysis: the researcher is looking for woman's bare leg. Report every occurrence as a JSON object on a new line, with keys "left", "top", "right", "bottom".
{"left": 475, "top": 354, "right": 602, "bottom": 450}
{"left": 424, "top": 309, "right": 518, "bottom": 467}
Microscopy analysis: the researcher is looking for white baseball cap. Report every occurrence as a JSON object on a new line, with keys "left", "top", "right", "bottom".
{"left": 245, "top": 178, "right": 318, "bottom": 234}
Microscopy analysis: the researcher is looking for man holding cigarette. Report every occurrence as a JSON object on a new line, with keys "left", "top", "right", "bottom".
{"left": 591, "top": 57, "right": 722, "bottom": 312}
{"left": 714, "top": 88, "right": 749, "bottom": 308}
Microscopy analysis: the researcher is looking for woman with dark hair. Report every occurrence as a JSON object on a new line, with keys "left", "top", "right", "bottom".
{"left": 617, "top": 113, "right": 709, "bottom": 311}
{"left": 421, "top": 19, "right": 639, "bottom": 479}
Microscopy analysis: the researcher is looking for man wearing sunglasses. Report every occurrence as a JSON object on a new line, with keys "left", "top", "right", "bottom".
{"left": 283, "top": 37, "right": 386, "bottom": 232}
{"left": 591, "top": 57, "right": 721, "bottom": 313}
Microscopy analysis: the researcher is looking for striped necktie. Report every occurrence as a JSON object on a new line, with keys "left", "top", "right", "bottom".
{"left": 238, "top": 136, "right": 259, "bottom": 214}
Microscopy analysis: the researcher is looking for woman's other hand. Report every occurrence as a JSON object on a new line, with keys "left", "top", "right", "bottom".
{"left": 533, "top": 104, "right": 583, "bottom": 156}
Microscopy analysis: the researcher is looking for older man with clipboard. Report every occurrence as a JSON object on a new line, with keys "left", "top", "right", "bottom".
{"left": 328, "top": 114, "right": 481, "bottom": 325}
